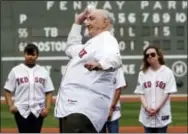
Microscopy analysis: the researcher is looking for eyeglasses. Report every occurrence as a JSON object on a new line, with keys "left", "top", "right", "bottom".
{"left": 145, "top": 52, "right": 156, "bottom": 58}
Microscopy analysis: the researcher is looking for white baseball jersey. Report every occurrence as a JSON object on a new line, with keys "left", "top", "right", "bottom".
{"left": 134, "top": 65, "right": 177, "bottom": 128}
{"left": 110, "top": 68, "right": 126, "bottom": 121}
{"left": 4, "top": 63, "right": 54, "bottom": 118}
{"left": 54, "top": 24, "right": 122, "bottom": 132}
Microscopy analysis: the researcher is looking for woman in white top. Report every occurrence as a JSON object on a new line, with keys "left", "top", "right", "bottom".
{"left": 134, "top": 45, "right": 177, "bottom": 133}
{"left": 4, "top": 44, "right": 54, "bottom": 133}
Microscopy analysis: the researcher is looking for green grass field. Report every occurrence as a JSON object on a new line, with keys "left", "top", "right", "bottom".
{"left": 1, "top": 101, "right": 187, "bottom": 128}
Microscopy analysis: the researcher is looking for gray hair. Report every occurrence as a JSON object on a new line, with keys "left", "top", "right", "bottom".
{"left": 97, "top": 10, "right": 114, "bottom": 31}
{"left": 87, "top": 8, "right": 115, "bottom": 31}
{"left": 87, "top": 5, "right": 115, "bottom": 25}
{"left": 103, "top": 10, "right": 115, "bottom": 25}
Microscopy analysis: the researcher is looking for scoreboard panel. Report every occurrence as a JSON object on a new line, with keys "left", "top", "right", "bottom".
{"left": 1, "top": 1, "right": 187, "bottom": 94}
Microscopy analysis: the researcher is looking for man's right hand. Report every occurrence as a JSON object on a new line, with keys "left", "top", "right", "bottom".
{"left": 75, "top": 9, "right": 90, "bottom": 25}
{"left": 9, "top": 105, "right": 18, "bottom": 114}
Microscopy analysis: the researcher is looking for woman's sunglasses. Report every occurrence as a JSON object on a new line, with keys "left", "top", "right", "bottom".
{"left": 145, "top": 52, "right": 156, "bottom": 58}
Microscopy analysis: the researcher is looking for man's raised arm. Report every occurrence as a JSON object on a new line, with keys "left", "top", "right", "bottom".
{"left": 65, "top": 10, "right": 89, "bottom": 58}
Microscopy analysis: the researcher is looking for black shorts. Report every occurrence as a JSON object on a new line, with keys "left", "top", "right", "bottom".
{"left": 100, "top": 122, "right": 107, "bottom": 133}
{"left": 59, "top": 113, "right": 97, "bottom": 133}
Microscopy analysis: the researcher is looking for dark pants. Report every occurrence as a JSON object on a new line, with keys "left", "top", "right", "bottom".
{"left": 144, "top": 125, "right": 168, "bottom": 133}
{"left": 59, "top": 113, "right": 97, "bottom": 133}
{"left": 100, "top": 119, "right": 119, "bottom": 133}
{"left": 106, "top": 119, "right": 119, "bottom": 133}
{"left": 14, "top": 112, "right": 44, "bottom": 133}
{"left": 100, "top": 123, "right": 107, "bottom": 133}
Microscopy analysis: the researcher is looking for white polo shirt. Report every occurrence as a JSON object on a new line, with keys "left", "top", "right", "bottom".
{"left": 134, "top": 65, "right": 177, "bottom": 128}
{"left": 54, "top": 24, "right": 122, "bottom": 132}
{"left": 4, "top": 63, "right": 54, "bottom": 118}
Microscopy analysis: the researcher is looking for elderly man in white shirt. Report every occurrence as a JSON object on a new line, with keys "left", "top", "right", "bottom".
{"left": 54, "top": 8, "right": 122, "bottom": 133}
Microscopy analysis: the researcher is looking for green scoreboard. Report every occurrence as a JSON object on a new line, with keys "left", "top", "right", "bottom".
{"left": 1, "top": 1, "right": 187, "bottom": 94}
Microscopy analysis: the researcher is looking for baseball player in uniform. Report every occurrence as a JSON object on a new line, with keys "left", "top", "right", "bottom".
{"left": 134, "top": 45, "right": 177, "bottom": 133}
{"left": 54, "top": 8, "right": 122, "bottom": 133}
{"left": 4, "top": 44, "right": 54, "bottom": 133}
{"left": 100, "top": 68, "right": 127, "bottom": 133}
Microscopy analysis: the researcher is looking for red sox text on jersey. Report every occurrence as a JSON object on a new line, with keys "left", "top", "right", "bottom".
{"left": 143, "top": 81, "right": 166, "bottom": 89}
{"left": 16, "top": 77, "right": 45, "bottom": 85}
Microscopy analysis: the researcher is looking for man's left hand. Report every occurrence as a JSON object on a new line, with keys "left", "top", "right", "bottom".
{"left": 107, "top": 106, "right": 115, "bottom": 121}
{"left": 107, "top": 110, "right": 113, "bottom": 121}
{"left": 40, "top": 107, "right": 49, "bottom": 117}
{"left": 84, "top": 61, "right": 102, "bottom": 71}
